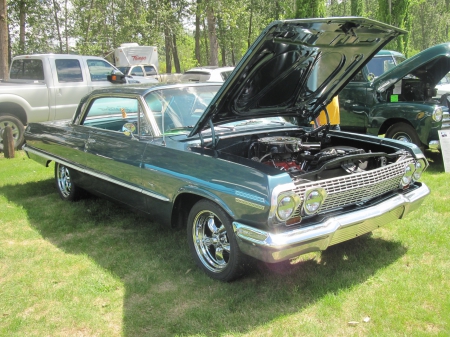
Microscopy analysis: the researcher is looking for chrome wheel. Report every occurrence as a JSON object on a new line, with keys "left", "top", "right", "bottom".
{"left": 385, "top": 122, "right": 422, "bottom": 149}
{"left": 56, "top": 163, "right": 72, "bottom": 198}
{"left": 54, "top": 162, "right": 82, "bottom": 201}
{"left": 391, "top": 131, "right": 412, "bottom": 143}
{"left": 187, "top": 200, "right": 245, "bottom": 281}
{"left": 192, "top": 210, "right": 230, "bottom": 273}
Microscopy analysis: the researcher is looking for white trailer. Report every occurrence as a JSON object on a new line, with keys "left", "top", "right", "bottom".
{"left": 114, "top": 43, "right": 159, "bottom": 70}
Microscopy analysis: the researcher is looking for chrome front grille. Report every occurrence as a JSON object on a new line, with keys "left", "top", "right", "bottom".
{"left": 293, "top": 159, "right": 413, "bottom": 213}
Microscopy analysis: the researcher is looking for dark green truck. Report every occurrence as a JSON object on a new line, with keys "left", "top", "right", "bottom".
{"left": 339, "top": 44, "right": 450, "bottom": 150}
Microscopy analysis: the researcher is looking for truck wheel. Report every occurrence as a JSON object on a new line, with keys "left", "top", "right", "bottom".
{"left": 187, "top": 199, "right": 246, "bottom": 282}
{"left": 55, "top": 162, "right": 83, "bottom": 201}
{"left": 385, "top": 123, "right": 422, "bottom": 149}
{"left": 0, "top": 115, "right": 25, "bottom": 151}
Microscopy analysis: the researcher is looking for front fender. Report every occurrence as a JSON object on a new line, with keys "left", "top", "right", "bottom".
{"left": 368, "top": 102, "right": 437, "bottom": 144}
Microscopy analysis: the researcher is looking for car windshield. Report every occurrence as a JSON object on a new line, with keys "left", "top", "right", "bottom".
{"left": 145, "top": 86, "right": 219, "bottom": 133}
{"left": 366, "top": 56, "right": 398, "bottom": 77}
{"left": 117, "top": 66, "right": 131, "bottom": 74}
{"left": 144, "top": 85, "right": 298, "bottom": 135}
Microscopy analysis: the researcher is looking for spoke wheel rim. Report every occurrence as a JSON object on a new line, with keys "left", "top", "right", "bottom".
{"left": 391, "top": 131, "right": 412, "bottom": 143}
{"left": 192, "top": 210, "right": 230, "bottom": 273}
{"left": 0, "top": 120, "right": 20, "bottom": 145}
{"left": 56, "top": 164, "right": 72, "bottom": 198}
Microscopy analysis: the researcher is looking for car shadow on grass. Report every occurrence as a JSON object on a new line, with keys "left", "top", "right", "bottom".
{"left": 2, "top": 179, "right": 408, "bottom": 337}
{"left": 424, "top": 149, "right": 445, "bottom": 173}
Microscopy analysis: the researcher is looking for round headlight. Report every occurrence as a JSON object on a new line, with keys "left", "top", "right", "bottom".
{"left": 400, "top": 163, "right": 416, "bottom": 188}
{"left": 303, "top": 188, "right": 327, "bottom": 216}
{"left": 432, "top": 107, "right": 443, "bottom": 122}
{"left": 413, "top": 159, "right": 427, "bottom": 181}
{"left": 277, "top": 195, "right": 297, "bottom": 221}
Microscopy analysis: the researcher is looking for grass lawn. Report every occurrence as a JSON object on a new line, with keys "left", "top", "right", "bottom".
{"left": 0, "top": 150, "right": 449, "bottom": 337}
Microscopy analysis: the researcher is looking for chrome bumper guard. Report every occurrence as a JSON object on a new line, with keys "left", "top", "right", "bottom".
{"left": 233, "top": 183, "right": 430, "bottom": 263}
{"left": 429, "top": 140, "right": 440, "bottom": 150}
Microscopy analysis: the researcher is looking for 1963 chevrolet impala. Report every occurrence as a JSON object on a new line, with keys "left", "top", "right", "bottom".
{"left": 23, "top": 17, "right": 430, "bottom": 281}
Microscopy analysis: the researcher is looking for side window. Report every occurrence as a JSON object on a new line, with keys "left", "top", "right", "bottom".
{"left": 10, "top": 59, "right": 44, "bottom": 80}
{"left": 82, "top": 97, "right": 151, "bottom": 136}
{"left": 144, "top": 65, "right": 157, "bottom": 76}
{"left": 55, "top": 59, "right": 83, "bottom": 82}
{"left": 87, "top": 59, "right": 116, "bottom": 81}
{"left": 130, "top": 66, "right": 144, "bottom": 76}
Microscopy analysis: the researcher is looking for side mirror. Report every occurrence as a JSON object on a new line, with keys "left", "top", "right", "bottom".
{"left": 107, "top": 70, "right": 126, "bottom": 84}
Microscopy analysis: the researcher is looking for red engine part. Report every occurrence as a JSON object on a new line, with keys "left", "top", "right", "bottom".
{"left": 264, "top": 160, "right": 302, "bottom": 172}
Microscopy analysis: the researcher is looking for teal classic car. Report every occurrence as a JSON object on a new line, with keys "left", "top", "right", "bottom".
{"left": 339, "top": 43, "right": 450, "bottom": 150}
{"left": 23, "top": 17, "right": 430, "bottom": 281}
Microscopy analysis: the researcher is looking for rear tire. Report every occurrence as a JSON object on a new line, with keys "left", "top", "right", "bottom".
{"left": 0, "top": 114, "right": 25, "bottom": 151}
{"left": 385, "top": 122, "right": 422, "bottom": 149}
{"left": 187, "top": 199, "right": 246, "bottom": 281}
{"left": 54, "top": 162, "right": 83, "bottom": 201}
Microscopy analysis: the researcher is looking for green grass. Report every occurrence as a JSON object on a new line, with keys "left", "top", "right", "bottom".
{"left": 0, "top": 150, "right": 449, "bottom": 336}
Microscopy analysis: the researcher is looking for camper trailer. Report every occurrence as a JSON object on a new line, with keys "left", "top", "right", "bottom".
{"left": 114, "top": 43, "right": 160, "bottom": 81}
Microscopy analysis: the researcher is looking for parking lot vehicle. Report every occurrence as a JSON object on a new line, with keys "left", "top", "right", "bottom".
{"left": 0, "top": 54, "right": 151, "bottom": 151}
{"left": 339, "top": 43, "right": 450, "bottom": 150}
{"left": 180, "top": 66, "right": 235, "bottom": 82}
{"left": 114, "top": 43, "right": 161, "bottom": 82}
{"left": 23, "top": 18, "right": 430, "bottom": 281}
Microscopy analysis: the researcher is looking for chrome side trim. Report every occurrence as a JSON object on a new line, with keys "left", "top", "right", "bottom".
{"left": 233, "top": 182, "right": 430, "bottom": 263}
{"left": 23, "top": 145, "right": 170, "bottom": 202}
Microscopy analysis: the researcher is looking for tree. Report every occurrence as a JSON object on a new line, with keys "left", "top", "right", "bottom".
{"left": 377, "top": 0, "right": 411, "bottom": 54}
{"left": 351, "top": 0, "right": 365, "bottom": 15}
{"left": 0, "top": 0, "right": 8, "bottom": 80}
{"left": 295, "top": 0, "right": 325, "bottom": 18}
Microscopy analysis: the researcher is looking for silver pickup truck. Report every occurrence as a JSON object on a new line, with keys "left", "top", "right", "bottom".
{"left": 0, "top": 54, "right": 156, "bottom": 151}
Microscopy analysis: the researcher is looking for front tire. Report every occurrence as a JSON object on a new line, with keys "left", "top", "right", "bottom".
{"left": 54, "top": 162, "right": 83, "bottom": 201}
{"left": 385, "top": 122, "right": 422, "bottom": 149}
{"left": 0, "top": 114, "right": 25, "bottom": 151}
{"left": 187, "top": 200, "right": 246, "bottom": 282}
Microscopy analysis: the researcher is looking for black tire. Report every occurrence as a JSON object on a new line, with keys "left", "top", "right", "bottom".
{"left": 187, "top": 199, "right": 246, "bottom": 282}
{"left": 385, "top": 122, "right": 422, "bottom": 149}
{"left": 0, "top": 114, "right": 25, "bottom": 151}
{"left": 54, "top": 162, "right": 83, "bottom": 201}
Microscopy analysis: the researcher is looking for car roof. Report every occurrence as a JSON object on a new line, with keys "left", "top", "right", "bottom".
{"left": 84, "top": 81, "right": 221, "bottom": 98}
{"left": 376, "top": 50, "right": 405, "bottom": 57}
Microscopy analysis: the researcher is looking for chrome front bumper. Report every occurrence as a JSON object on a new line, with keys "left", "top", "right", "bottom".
{"left": 233, "top": 183, "right": 430, "bottom": 263}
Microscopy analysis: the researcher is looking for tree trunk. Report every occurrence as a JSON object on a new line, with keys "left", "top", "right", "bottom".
{"left": 52, "top": 0, "right": 63, "bottom": 53}
{"left": 65, "top": 0, "right": 68, "bottom": 53}
{"left": 203, "top": 17, "right": 209, "bottom": 64}
{"left": 247, "top": 0, "right": 253, "bottom": 49}
{"left": 172, "top": 33, "right": 181, "bottom": 73}
{"left": 164, "top": 26, "right": 172, "bottom": 73}
{"left": 0, "top": 0, "right": 8, "bottom": 80}
{"left": 217, "top": 15, "right": 226, "bottom": 66}
{"left": 206, "top": 2, "right": 218, "bottom": 66}
{"left": 19, "top": 0, "right": 25, "bottom": 54}
{"left": 195, "top": 0, "right": 201, "bottom": 65}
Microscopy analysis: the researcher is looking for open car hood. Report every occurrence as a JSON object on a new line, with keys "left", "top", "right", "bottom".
{"left": 190, "top": 17, "right": 405, "bottom": 136}
{"left": 373, "top": 42, "right": 450, "bottom": 93}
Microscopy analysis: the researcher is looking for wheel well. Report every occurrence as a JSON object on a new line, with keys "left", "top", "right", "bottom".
{"left": 171, "top": 193, "right": 204, "bottom": 228}
{"left": 0, "top": 102, "right": 28, "bottom": 125}
{"left": 377, "top": 118, "right": 413, "bottom": 135}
